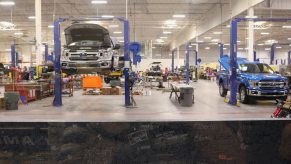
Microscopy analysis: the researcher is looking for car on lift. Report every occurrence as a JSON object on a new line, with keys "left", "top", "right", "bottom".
{"left": 217, "top": 55, "right": 289, "bottom": 104}
{"left": 61, "top": 23, "right": 121, "bottom": 75}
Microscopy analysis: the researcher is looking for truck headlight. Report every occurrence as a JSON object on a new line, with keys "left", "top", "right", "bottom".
{"left": 248, "top": 80, "right": 259, "bottom": 88}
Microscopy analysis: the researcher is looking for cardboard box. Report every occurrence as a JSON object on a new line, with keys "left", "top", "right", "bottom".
{"left": 101, "top": 87, "right": 112, "bottom": 95}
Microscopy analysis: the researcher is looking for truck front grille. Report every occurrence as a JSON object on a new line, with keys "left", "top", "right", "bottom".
{"left": 258, "top": 81, "right": 286, "bottom": 90}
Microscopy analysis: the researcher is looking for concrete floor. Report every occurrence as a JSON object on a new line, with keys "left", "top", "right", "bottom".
{"left": 0, "top": 80, "right": 289, "bottom": 122}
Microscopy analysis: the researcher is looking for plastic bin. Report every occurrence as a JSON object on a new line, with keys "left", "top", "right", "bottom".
{"left": 179, "top": 87, "right": 194, "bottom": 107}
{"left": 4, "top": 92, "right": 20, "bottom": 110}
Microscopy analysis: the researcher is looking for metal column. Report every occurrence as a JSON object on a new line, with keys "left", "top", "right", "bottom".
{"left": 11, "top": 44, "right": 16, "bottom": 68}
{"left": 53, "top": 19, "right": 63, "bottom": 107}
{"left": 270, "top": 43, "right": 276, "bottom": 65}
{"left": 229, "top": 19, "right": 239, "bottom": 106}
{"left": 44, "top": 44, "right": 49, "bottom": 62}
{"left": 253, "top": 51, "right": 257, "bottom": 61}
{"left": 15, "top": 52, "right": 19, "bottom": 66}
{"left": 185, "top": 43, "right": 190, "bottom": 84}
{"left": 219, "top": 43, "right": 224, "bottom": 58}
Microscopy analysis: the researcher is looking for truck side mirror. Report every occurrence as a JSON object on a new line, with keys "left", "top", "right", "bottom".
{"left": 113, "top": 44, "right": 121, "bottom": 50}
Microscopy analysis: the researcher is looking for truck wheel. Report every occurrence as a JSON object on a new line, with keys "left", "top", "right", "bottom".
{"left": 239, "top": 86, "right": 249, "bottom": 104}
{"left": 219, "top": 82, "right": 227, "bottom": 97}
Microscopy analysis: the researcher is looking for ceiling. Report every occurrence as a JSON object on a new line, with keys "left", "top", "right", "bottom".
{"left": 0, "top": 0, "right": 230, "bottom": 47}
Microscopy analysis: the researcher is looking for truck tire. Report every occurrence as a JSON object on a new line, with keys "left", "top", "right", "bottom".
{"left": 219, "top": 82, "right": 227, "bottom": 97}
{"left": 239, "top": 86, "right": 249, "bottom": 104}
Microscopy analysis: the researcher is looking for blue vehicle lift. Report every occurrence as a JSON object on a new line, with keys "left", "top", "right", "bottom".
{"left": 53, "top": 17, "right": 132, "bottom": 107}
{"left": 270, "top": 43, "right": 291, "bottom": 65}
{"left": 171, "top": 49, "right": 177, "bottom": 73}
{"left": 288, "top": 51, "right": 291, "bottom": 65}
{"left": 229, "top": 17, "right": 291, "bottom": 106}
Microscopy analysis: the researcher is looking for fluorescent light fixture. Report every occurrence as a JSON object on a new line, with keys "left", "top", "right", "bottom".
{"left": 237, "top": 40, "right": 241, "bottom": 43}
{"left": 102, "top": 15, "right": 114, "bottom": 18}
{"left": 28, "top": 16, "right": 36, "bottom": 19}
{"left": 86, "top": 21, "right": 101, "bottom": 24}
{"left": 205, "top": 47, "right": 210, "bottom": 50}
{"left": 204, "top": 37, "right": 212, "bottom": 39}
{"left": 244, "top": 48, "right": 249, "bottom": 50}
{"left": 276, "top": 46, "right": 282, "bottom": 49}
{"left": 14, "top": 32, "right": 23, "bottom": 35}
{"left": 288, "top": 38, "right": 291, "bottom": 40}
{"left": 265, "top": 48, "right": 271, "bottom": 51}
{"left": 163, "top": 31, "right": 172, "bottom": 34}
{"left": 211, "top": 39, "right": 219, "bottom": 42}
{"left": 0, "top": 1, "right": 15, "bottom": 6}
{"left": 245, "top": 15, "right": 258, "bottom": 18}
{"left": 213, "top": 31, "right": 222, "bottom": 35}
{"left": 238, "top": 48, "right": 244, "bottom": 50}
{"left": 118, "top": 40, "right": 124, "bottom": 43}
{"left": 224, "top": 43, "right": 230, "bottom": 46}
{"left": 226, "top": 25, "right": 231, "bottom": 28}
{"left": 108, "top": 25, "right": 119, "bottom": 28}
{"left": 91, "top": 0, "right": 107, "bottom": 4}
{"left": 156, "top": 39, "right": 164, "bottom": 43}
{"left": 160, "top": 36, "right": 168, "bottom": 39}
{"left": 48, "top": 25, "right": 54, "bottom": 28}
{"left": 282, "top": 25, "right": 291, "bottom": 29}
{"left": 173, "top": 14, "right": 185, "bottom": 18}
{"left": 189, "top": 45, "right": 192, "bottom": 48}
{"left": 191, "top": 43, "right": 198, "bottom": 46}
{"left": 257, "top": 43, "right": 264, "bottom": 46}
{"left": 261, "top": 32, "right": 270, "bottom": 35}
{"left": 197, "top": 40, "right": 204, "bottom": 43}
{"left": 113, "top": 31, "right": 122, "bottom": 34}
{"left": 5, "top": 49, "right": 11, "bottom": 51}
{"left": 152, "top": 47, "right": 156, "bottom": 49}
{"left": 223, "top": 48, "right": 227, "bottom": 50}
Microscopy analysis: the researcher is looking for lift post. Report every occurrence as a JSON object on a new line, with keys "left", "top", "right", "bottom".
{"left": 11, "top": 44, "right": 16, "bottom": 68}
{"left": 229, "top": 17, "right": 291, "bottom": 106}
{"left": 185, "top": 43, "right": 190, "bottom": 84}
{"left": 53, "top": 17, "right": 131, "bottom": 107}
{"left": 218, "top": 43, "right": 224, "bottom": 58}
{"left": 171, "top": 49, "right": 176, "bottom": 72}
{"left": 44, "top": 43, "right": 49, "bottom": 63}
{"left": 253, "top": 51, "right": 257, "bottom": 61}
{"left": 288, "top": 51, "right": 291, "bottom": 65}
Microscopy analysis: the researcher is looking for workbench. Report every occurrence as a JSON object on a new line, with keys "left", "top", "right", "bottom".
{"left": 4, "top": 81, "right": 54, "bottom": 102}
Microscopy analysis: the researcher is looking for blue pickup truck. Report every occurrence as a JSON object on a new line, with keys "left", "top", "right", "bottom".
{"left": 217, "top": 55, "right": 289, "bottom": 104}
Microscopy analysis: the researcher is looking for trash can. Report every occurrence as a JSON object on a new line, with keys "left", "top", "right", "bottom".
{"left": 4, "top": 92, "right": 20, "bottom": 110}
{"left": 179, "top": 87, "right": 194, "bottom": 107}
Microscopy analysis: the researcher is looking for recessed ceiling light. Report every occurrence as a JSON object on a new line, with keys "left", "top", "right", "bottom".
{"left": 276, "top": 46, "right": 282, "bottom": 49}
{"left": 91, "top": 0, "right": 107, "bottom": 4}
{"left": 226, "top": 25, "right": 231, "bottom": 28}
{"left": 14, "top": 32, "right": 23, "bottom": 35}
{"left": 282, "top": 25, "right": 291, "bottom": 29}
{"left": 0, "top": 1, "right": 15, "bottom": 6}
{"left": 213, "top": 31, "right": 222, "bottom": 35}
{"left": 205, "top": 47, "right": 210, "bottom": 50}
{"left": 48, "top": 25, "right": 54, "bottom": 28}
{"left": 160, "top": 36, "right": 168, "bottom": 39}
{"left": 113, "top": 31, "right": 122, "bottom": 34}
{"left": 261, "top": 32, "right": 270, "bottom": 35}
{"left": 163, "top": 31, "right": 172, "bottom": 34}
{"left": 173, "top": 14, "right": 185, "bottom": 18}
{"left": 102, "top": 15, "right": 114, "bottom": 18}
{"left": 108, "top": 25, "right": 119, "bottom": 28}
{"left": 28, "top": 16, "right": 36, "bottom": 19}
